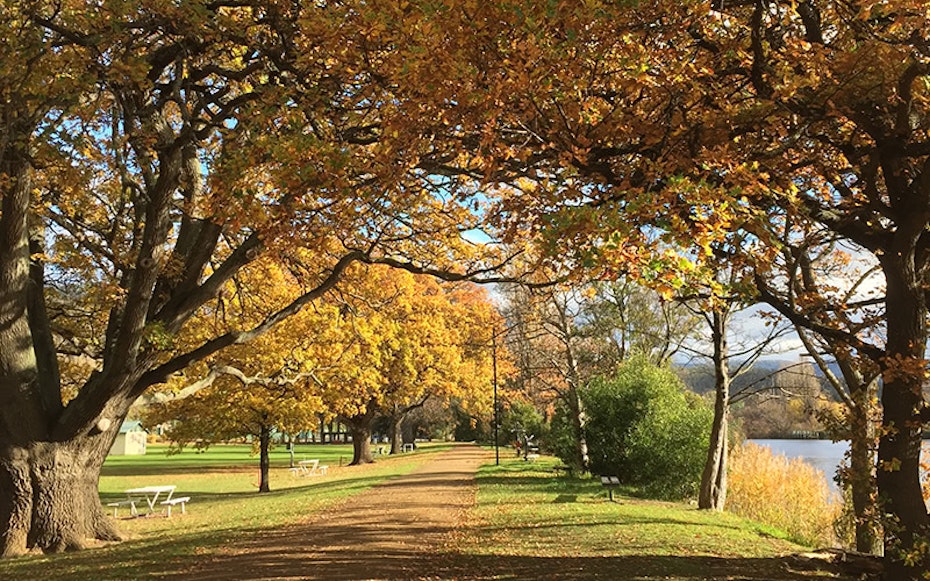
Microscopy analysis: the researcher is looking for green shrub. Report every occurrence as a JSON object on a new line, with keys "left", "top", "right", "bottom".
{"left": 578, "top": 357, "right": 713, "bottom": 499}
{"left": 548, "top": 397, "right": 585, "bottom": 470}
{"left": 500, "top": 399, "right": 549, "bottom": 451}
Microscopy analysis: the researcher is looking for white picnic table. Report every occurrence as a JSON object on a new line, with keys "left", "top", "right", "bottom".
{"left": 125, "top": 485, "right": 176, "bottom": 514}
{"left": 292, "top": 459, "right": 329, "bottom": 476}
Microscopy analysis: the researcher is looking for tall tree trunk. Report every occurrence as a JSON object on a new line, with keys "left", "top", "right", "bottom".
{"left": 567, "top": 388, "right": 589, "bottom": 472}
{"left": 390, "top": 412, "right": 403, "bottom": 455}
{"left": 848, "top": 389, "right": 880, "bottom": 554}
{"left": 258, "top": 423, "right": 271, "bottom": 493}
{"left": 700, "top": 308, "right": 730, "bottom": 510}
{"left": 0, "top": 134, "right": 122, "bottom": 555}
{"left": 877, "top": 261, "right": 930, "bottom": 578}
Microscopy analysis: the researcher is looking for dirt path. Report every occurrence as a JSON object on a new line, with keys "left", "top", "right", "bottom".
{"left": 180, "top": 444, "right": 492, "bottom": 581}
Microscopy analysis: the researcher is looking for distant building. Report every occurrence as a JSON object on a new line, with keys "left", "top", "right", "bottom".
{"left": 109, "top": 420, "right": 147, "bottom": 455}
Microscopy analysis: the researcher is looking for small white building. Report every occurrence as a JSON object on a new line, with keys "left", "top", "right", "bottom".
{"left": 109, "top": 420, "right": 147, "bottom": 456}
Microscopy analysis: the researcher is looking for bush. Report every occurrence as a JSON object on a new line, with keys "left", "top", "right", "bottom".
{"left": 727, "top": 442, "right": 840, "bottom": 547}
{"left": 548, "top": 397, "right": 586, "bottom": 470}
{"left": 500, "top": 399, "right": 548, "bottom": 451}
{"left": 578, "top": 357, "right": 713, "bottom": 499}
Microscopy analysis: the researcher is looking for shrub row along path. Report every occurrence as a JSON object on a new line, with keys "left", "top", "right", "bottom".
{"left": 178, "top": 444, "right": 491, "bottom": 581}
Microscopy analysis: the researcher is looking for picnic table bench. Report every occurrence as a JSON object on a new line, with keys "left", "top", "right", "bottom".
{"left": 119, "top": 485, "right": 191, "bottom": 517}
{"left": 600, "top": 476, "right": 620, "bottom": 501}
{"left": 106, "top": 499, "right": 138, "bottom": 517}
{"left": 291, "top": 459, "right": 329, "bottom": 476}
{"left": 161, "top": 496, "right": 190, "bottom": 517}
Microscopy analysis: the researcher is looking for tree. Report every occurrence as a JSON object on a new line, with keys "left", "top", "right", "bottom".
{"left": 314, "top": 264, "right": 500, "bottom": 465}
{"left": 0, "top": 1, "right": 510, "bottom": 555}
{"left": 771, "top": 231, "right": 884, "bottom": 553}
{"left": 147, "top": 367, "right": 322, "bottom": 493}
{"left": 381, "top": 281, "right": 501, "bottom": 455}
{"left": 581, "top": 279, "right": 699, "bottom": 369}
{"left": 502, "top": 285, "right": 594, "bottom": 471}
{"left": 503, "top": 278, "right": 697, "bottom": 472}
{"left": 674, "top": 262, "right": 794, "bottom": 512}
{"left": 142, "top": 260, "right": 333, "bottom": 493}
{"left": 389, "top": 2, "right": 930, "bottom": 573}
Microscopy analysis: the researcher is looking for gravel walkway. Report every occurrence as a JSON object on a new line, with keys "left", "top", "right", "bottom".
{"left": 178, "top": 444, "right": 492, "bottom": 580}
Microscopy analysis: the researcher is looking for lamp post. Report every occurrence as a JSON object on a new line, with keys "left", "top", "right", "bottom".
{"left": 492, "top": 331, "right": 499, "bottom": 466}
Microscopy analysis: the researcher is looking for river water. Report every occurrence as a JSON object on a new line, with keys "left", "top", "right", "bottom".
{"left": 750, "top": 439, "right": 929, "bottom": 493}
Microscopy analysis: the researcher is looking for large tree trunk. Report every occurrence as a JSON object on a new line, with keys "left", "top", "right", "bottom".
{"left": 0, "top": 435, "right": 123, "bottom": 556}
{"left": 877, "top": 261, "right": 930, "bottom": 578}
{"left": 700, "top": 308, "right": 730, "bottom": 510}
{"left": 347, "top": 422, "right": 374, "bottom": 465}
{"left": 0, "top": 132, "right": 121, "bottom": 555}
{"left": 257, "top": 423, "right": 271, "bottom": 493}
{"left": 344, "top": 402, "right": 378, "bottom": 466}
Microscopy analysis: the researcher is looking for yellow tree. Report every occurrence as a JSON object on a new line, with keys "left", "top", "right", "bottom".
{"left": 378, "top": 280, "right": 502, "bottom": 455}
{"left": 317, "top": 264, "right": 501, "bottom": 465}
{"left": 143, "top": 259, "right": 335, "bottom": 492}
{"left": 0, "top": 0, "right": 519, "bottom": 555}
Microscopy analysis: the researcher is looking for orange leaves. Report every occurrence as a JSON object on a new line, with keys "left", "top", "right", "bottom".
{"left": 880, "top": 354, "right": 930, "bottom": 387}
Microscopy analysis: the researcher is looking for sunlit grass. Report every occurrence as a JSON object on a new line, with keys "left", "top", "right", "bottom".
{"left": 0, "top": 442, "right": 447, "bottom": 581}
{"left": 460, "top": 456, "right": 810, "bottom": 561}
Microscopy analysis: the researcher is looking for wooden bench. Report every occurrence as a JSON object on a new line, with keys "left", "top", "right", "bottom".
{"left": 106, "top": 500, "right": 138, "bottom": 517}
{"left": 600, "top": 476, "right": 620, "bottom": 501}
{"left": 161, "top": 496, "right": 190, "bottom": 517}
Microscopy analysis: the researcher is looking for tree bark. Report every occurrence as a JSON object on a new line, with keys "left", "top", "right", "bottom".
{"left": 877, "top": 259, "right": 930, "bottom": 578}
{"left": 389, "top": 413, "right": 403, "bottom": 455}
{"left": 344, "top": 402, "right": 378, "bottom": 465}
{"left": 847, "top": 392, "right": 880, "bottom": 555}
{"left": 700, "top": 308, "right": 730, "bottom": 510}
{"left": 0, "top": 435, "right": 123, "bottom": 557}
{"left": 348, "top": 422, "right": 374, "bottom": 465}
{"left": 567, "top": 388, "right": 590, "bottom": 472}
{"left": 258, "top": 423, "right": 271, "bottom": 493}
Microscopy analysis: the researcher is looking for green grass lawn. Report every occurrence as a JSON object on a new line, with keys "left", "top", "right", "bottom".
{"left": 0, "top": 446, "right": 853, "bottom": 581}
{"left": 0, "top": 442, "right": 447, "bottom": 581}
{"left": 444, "top": 456, "right": 851, "bottom": 580}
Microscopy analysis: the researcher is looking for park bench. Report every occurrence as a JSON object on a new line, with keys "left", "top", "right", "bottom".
{"left": 525, "top": 453, "right": 540, "bottom": 462}
{"left": 160, "top": 496, "right": 190, "bottom": 517}
{"left": 600, "top": 476, "right": 620, "bottom": 501}
{"left": 106, "top": 500, "right": 138, "bottom": 518}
